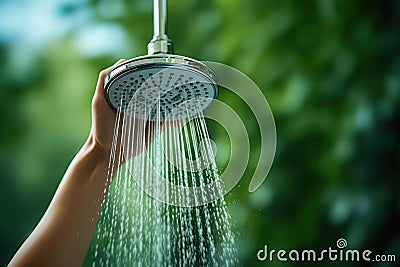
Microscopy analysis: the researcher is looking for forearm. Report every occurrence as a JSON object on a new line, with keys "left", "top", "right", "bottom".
{"left": 9, "top": 134, "right": 111, "bottom": 267}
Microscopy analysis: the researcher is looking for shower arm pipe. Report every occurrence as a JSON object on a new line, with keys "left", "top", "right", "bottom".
{"left": 154, "top": 0, "right": 166, "bottom": 38}
{"left": 148, "top": 0, "right": 173, "bottom": 54}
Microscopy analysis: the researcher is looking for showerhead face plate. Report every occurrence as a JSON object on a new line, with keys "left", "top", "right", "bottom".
{"left": 104, "top": 54, "right": 218, "bottom": 121}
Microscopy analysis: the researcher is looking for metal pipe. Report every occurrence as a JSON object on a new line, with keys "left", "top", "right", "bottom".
{"left": 154, "top": 0, "right": 166, "bottom": 38}
{"left": 148, "top": 0, "right": 173, "bottom": 54}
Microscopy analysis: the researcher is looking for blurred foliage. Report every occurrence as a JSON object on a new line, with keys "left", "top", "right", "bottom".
{"left": 1, "top": 0, "right": 399, "bottom": 266}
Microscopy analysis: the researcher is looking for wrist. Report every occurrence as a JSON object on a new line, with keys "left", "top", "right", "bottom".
{"left": 81, "top": 134, "right": 110, "bottom": 164}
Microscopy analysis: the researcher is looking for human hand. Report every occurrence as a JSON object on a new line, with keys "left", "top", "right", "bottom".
{"left": 90, "top": 59, "right": 159, "bottom": 162}
{"left": 90, "top": 59, "right": 126, "bottom": 154}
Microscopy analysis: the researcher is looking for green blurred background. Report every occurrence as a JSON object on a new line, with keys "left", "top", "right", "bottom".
{"left": 1, "top": 0, "right": 399, "bottom": 266}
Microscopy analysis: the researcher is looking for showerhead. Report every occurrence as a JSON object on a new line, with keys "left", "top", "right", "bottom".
{"left": 104, "top": 0, "right": 218, "bottom": 121}
{"left": 104, "top": 54, "right": 218, "bottom": 121}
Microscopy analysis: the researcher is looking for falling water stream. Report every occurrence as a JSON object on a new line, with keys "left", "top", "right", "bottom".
{"left": 85, "top": 103, "right": 237, "bottom": 266}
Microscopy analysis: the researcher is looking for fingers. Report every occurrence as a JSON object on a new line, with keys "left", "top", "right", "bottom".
{"left": 95, "top": 59, "right": 126, "bottom": 96}
{"left": 163, "top": 120, "right": 182, "bottom": 127}
{"left": 92, "top": 59, "right": 127, "bottom": 114}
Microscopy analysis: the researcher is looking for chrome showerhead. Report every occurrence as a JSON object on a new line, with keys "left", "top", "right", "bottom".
{"left": 104, "top": 0, "right": 218, "bottom": 121}
{"left": 104, "top": 54, "right": 217, "bottom": 120}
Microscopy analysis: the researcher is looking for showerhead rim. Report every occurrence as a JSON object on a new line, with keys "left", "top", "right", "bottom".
{"left": 104, "top": 54, "right": 219, "bottom": 120}
{"left": 104, "top": 54, "right": 217, "bottom": 87}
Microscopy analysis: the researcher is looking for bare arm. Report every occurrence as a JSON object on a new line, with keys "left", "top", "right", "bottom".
{"left": 9, "top": 59, "right": 126, "bottom": 267}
